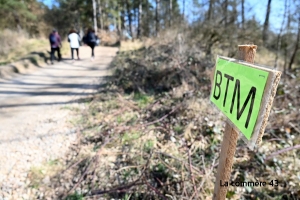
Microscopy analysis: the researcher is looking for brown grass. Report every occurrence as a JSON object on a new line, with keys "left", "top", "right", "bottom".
{"left": 0, "top": 29, "right": 70, "bottom": 65}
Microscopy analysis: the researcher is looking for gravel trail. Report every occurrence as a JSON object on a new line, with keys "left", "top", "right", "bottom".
{"left": 0, "top": 46, "right": 118, "bottom": 199}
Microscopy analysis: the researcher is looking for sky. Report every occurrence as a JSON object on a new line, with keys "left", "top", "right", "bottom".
{"left": 180, "top": 0, "right": 287, "bottom": 32}
{"left": 242, "top": 0, "right": 287, "bottom": 31}
{"left": 40, "top": 0, "right": 288, "bottom": 32}
{"left": 40, "top": 0, "right": 56, "bottom": 8}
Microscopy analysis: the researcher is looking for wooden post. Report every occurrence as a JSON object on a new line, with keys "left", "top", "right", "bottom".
{"left": 213, "top": 45, "right": 257, "bottom": 200}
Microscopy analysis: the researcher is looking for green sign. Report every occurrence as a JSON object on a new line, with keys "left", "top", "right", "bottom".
{"left": 210, "top": 57, "right": 269, "bottom": 140}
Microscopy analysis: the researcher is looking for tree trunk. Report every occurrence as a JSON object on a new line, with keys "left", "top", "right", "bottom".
{"left": 117, "top": 1, "right": 122, "bottom": 37}
{"left": 241, "top": 0, "right": 245, "bottom": 29}
{"left": 97, "top": 0, "right": 103, "bottom": 30}
{"left": 119, "top": 0, "right": 126, "bottom": 40}
{"left": 145, "top": 0, "right": 150, "bottom": 37}
{"left": 207, "top": 0, "right": 214, "bottom": 21}
{"left": 288, "top": 14, "right": 300, "bottom": 70}
{"left": 156, "top": 0, "right": 160, "bottom": 36}
{"left": 120, "top": 0, "right": 126, "bottom": 29}
{"left": 134, "top": 5, "right": 137, "bottom": 28}
{"left": 182, "top": 0, "right": 185, "bottom": 20}
{"left": 283, "top": 1, "right": 291, "bottom": 73}
{"left": 274, "top": 0, "right": 287, "bottom": 69}
{"left": 102, "top": 0, "right": 107, "bottom": 30}
{"left": 137, "top": 0, "right": 142, "bottom": 38}
{"left": 262, "top": 0, "right": 272, "bottom": 45}
{"left": 113, "top": 16, "right": 117, "bottom": 30}
{"left": 126, "top": 0, "right": 133, "bottom": 38}
{"left": 169, "top": 0, "right": 172, "bottom": 27}
{"left": 92, "top": 0, "right": 98, "bottom": 32}
{"left": 231, "top": 0, "right": 237, "bottom": 25}
{"left": 223, "top": 0, "right": 228, "bottom": 26}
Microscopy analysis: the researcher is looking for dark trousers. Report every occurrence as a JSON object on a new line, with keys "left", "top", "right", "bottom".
{"left": 71, "top": 48, "right": 79, "bottom": 59}
{"left": 88, "top": 43, "right": 95, "bottom": 57}
{"left": 50, "top": 47, "right": 61, "bottom": 62}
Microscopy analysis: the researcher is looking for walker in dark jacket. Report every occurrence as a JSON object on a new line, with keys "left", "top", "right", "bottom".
{"left": 83, "top": 28, "right": 98, "bottom": 60}
{"left": 49, "top": 29, "right": 62, "bottom": 64}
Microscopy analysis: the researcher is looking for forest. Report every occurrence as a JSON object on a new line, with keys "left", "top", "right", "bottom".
{"left": 0, "top": 0, "right": 299, "bottom": 199}
{"left": 1, "top": 0, "right": 300, "bottom": 71}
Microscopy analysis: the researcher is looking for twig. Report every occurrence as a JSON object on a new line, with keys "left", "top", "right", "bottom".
{"left": 143, "top": 99, "right": 161, "bottom": 111}
{"left": 90, "top": 181, "right": 144, "bottom": 195}
{"left": 91, "top": 155, "right": 100, "bottom": 187}
{"left": 126, "top": 193, "right": 133, "bottom": 200}
{"left": 154, "top": 151, "right": 202, "bottom": 175}
{"left": 62, "top": 135, "right": 115, "bottom": 199}
{"left": 110, "top": 107, "right": 129, "bottom": 118}
{"left": 143, "top": 178, "right": 168, "bottom": 200}
{"left": 289, "top": 122, "right": 300, "bottom": 134}
{"left": 143, "top": 103, "right": 182, "bottom": 127}
{"left": 171, "top": 56, "right": 182, "bottom": 69}
{"left": 114, "top": 165, "right": 143, "bottom": 173}
{"left": 117, "top": 93, "right": 140, "bottom": 110}
{"left": 62, "top": 158, "right": 88, "bottom": 174}
{"left": 165, "top": 194, "right": 175, "bottom": 200}
{"left": 155, "top": 151, "right": 184, "bottom": 162}
{"left": 158, "top": 158, "right": 178, "bottom": 173}
{"left": 266, "top": 144, "right": 300, "bottom": 160}
{"left": 267, "top": 138, "right": 283, "bottom": 142}
{"left": 145, "top": 126, "right": 169, "bottom": 134}
{"left": 63, "top": 157, "right": 94, "bottom": 199}
{"left": 190, "top": 155, "right": 217, "bottom": 199}
{"left": 107, "top": 102, "right": 182, "bottom": 135}
{"left": 90, "top": 150, "right": 152, "bottom": 196}
{"left": 155, "top": 177, "right": 164, "bottom": 187}
{"left": 188, "top": 149, "right": 199, "bottom": 200}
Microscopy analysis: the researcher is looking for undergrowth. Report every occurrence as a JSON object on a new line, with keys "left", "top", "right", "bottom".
{"left": 28, "top": 31, "right": 300, "bottom": 200}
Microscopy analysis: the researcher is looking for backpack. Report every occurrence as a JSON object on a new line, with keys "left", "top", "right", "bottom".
{"left": 49, "top": 34, "right": 57, "bottom": 44}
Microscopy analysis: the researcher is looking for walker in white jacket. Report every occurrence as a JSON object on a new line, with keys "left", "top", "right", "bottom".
{"left": 68, "top": 32, "right": 81, "bottom": 60}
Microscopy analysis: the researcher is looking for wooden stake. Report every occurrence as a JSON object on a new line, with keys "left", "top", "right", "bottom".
{"left": 213, "top": 45, "right": 257, "bottom": 200}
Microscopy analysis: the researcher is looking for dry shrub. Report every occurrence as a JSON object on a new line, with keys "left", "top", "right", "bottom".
{"left": 108, "top": 28, "right": 212, "bottom": 99}
{"left": 98, "top": 30, "right": 119, "bottom": 46}
{"left": 120, "top": 40, "right": 144, "bottom": 52}
{"left": 0, "top": 29, "right": 29, "bottom": 57}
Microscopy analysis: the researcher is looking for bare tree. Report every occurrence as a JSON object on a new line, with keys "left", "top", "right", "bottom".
{"left": 92, "top": 0, "right": 98, "bottom": 32}
{"left": 97, "top": 0, "right": 103, "bottom": 30}
{"left": 156, "top": 0, "right": 160, "bottom": 36}
{"left": 274, "top": 0, "right": 288, "bottom": 69}
{"left": 241, "top": 0, "right": 245, "bottom": 29}
{"left": 283, "top": 1, "right": 292, "bottom": 73}
{"left": 182, "top": 0, "right": 185, "bottom": 19}
{"left": 169, "top": 0, "right": 172, "bottom": 27}
{"left": 126, "top": 0, "right": 133, "bottom": 38}
{"left": 119, "top": 0, "right": 126, "bottom": 39}
{"left": 223, "top": 0, "right": 228, "bottom": 26}
{"left": 207, "top": 0, "right": 214, "bottom": 21}
{"left": 262, "top": 0, "right": 272, "bottom": 45}
{"left": 137, "top": 0, "right": 142, "bottom": 38}
{"left": 288, "top": 13, "right": 300, "bottom": 70}
{"left": 117, "top": 0, "right": 122, "bottom": 36}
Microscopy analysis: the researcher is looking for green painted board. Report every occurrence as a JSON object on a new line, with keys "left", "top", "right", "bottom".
{"left": 210, "top": 57, "right": 269, "bottom": 140}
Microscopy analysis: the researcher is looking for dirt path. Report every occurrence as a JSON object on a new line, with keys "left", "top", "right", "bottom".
{"left": 0, "top": 46, "right": 118, "bottom": 199}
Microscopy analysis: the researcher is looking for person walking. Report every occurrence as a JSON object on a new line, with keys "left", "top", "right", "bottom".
{"left": 68, "top": 29, "right": 81, "bottom": 60}
{"left": 83, "top": 28, "right": 98, "bottom": 60}
{"left": 49, "top": 29, "right": 62, "bottom": 64}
